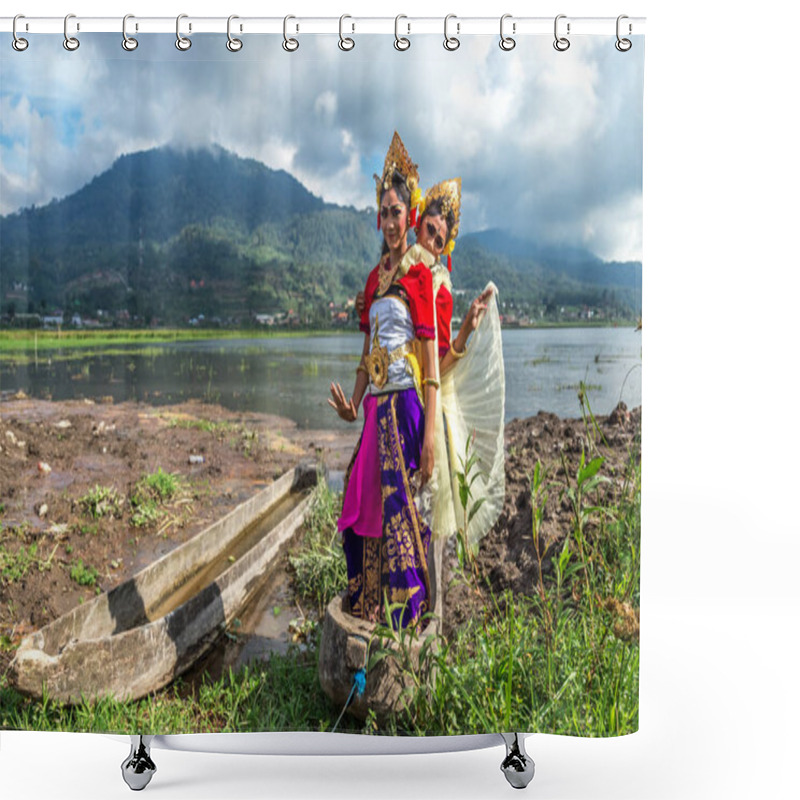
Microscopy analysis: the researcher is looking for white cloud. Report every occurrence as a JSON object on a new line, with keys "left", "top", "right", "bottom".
{"left": 0, "top": 32, "right": 643, "bottom": 261}
{"left": 581, "top": 190, "right": 643, "bottom": 263}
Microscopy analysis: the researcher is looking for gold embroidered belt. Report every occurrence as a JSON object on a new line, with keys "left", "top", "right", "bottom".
{"left": 364, "top": 340, "right": 416, "bottom": 389}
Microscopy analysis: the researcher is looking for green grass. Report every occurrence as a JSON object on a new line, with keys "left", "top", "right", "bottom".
{"left": 0, "top": 531, "right": 62, "bottom": 584}
{"left": 74, "top": 522, "right": 99, "bottom": 536}
{"left": 167, "top": 419, "right": 258, "bottom": 457}
{"left": 288, "top": 478, "right": 348, "bottom": 617}
{"left": 0, "top": 542, "right": 40, "bottom": 584}
{"left": 77, "top": 485, "right": 123, "bottom": 520}
{"left": 0, "top": 644, "right": 355, "bottom": 734}
{"left": 129, "top": 499, "right": 163, "bottom": 529}
{"left": 371, "top": 388, "right": 641, "bottom": 737}
{"left": 138, "top": 467, "right": 182, "bottom": 502}
{"left": 168, "top": 418, "right": 234, "bottom": 434}
{"left": 128, "top": 468, "right": 188, "bottom": 528}
{"left": 69, "top": 559, "right": 98, "bottom": 587}
{"left": 0, "top": 328, "right": 349, "bottom": 361}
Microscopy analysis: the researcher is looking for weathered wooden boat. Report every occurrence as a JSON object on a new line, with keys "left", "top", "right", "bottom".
{"left": 318, "top": 535, "right": 447, "bottom": 721}
{"left": 9, "top": 463, "right": 319, "bottom": 704}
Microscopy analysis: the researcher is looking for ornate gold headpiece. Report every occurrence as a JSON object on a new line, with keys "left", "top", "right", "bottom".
{"left": 373, "top": 131, "right": 421, "bottom": 215}
{"left": 421, "top": 177, "right": 461, "bottom": 242}
{"left": 419, "top": 177, "right": 462, "bottom": 269}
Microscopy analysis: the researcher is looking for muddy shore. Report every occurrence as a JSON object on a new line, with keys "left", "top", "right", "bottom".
{"left": 0, "top": 395, "right": 358, "bottom": 678}
{"left": 0, "top": 395, "right": 640, "bottom": 683}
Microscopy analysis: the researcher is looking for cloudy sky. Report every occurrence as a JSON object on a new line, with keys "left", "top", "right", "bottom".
{"left": 0, "top": 33, "right": 644, "bottom": 262}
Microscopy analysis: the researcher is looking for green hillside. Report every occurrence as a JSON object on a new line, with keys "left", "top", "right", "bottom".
{"left": 0, "top": 144, "right": 640, "bottom": 328}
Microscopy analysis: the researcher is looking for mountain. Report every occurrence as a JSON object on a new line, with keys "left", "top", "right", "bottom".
{"left": 1, "top": 144, "right": 325, "bottom": 251}
{"left": 462, "top": 229, "right": 641, "bottom": 292}
{"left": 0, "top": 144, "right": 641, "bottom": 326}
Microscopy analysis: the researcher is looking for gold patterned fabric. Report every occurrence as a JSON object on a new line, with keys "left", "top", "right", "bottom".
{"left": 341, "top": 390, "right": 431, "bottom": 630}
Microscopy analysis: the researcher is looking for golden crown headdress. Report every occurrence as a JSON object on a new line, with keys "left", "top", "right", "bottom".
{"left": 373, "top": 132, "right": 421, "bottom": 226}
{"left": 419, "top": 177, "right": 462, "bottom": 269}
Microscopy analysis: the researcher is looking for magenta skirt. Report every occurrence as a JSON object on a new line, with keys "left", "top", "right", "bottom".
{"left": 338, "top": 388, "right": 431, "bottom": 630}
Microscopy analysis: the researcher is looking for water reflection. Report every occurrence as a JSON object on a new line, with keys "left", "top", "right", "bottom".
{"left": 1, "top": 328, "right": 641, "bottom": 426}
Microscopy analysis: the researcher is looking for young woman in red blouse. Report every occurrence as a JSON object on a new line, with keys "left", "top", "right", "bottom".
{"left": 328, "top": 132, "right": 438, "bottom": 631}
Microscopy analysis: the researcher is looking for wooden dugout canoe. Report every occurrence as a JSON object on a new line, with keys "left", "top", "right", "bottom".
{"left": 9, "top": 464, "right": 318, "bottom": 704}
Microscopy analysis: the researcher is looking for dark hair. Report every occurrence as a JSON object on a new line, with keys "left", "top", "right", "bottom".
{"left": 419, "top": 197, "right": 455, "bottom": 244}
{"left": 379, "top": 170, "right": 412, "bottom": 255}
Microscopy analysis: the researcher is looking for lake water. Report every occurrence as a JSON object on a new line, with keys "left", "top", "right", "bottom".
{"left": 1, "top": 328, "right": 641, "bottom": 427}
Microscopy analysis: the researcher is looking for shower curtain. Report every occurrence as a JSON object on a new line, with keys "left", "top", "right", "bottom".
{"left": 0, "top": 25, "right": 643, "bottom": 740}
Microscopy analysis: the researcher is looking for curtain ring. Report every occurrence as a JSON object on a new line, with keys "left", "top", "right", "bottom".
{"left": 499, "top": 14, "right": 515, "bottom": 51}
{"left": 176, "top": 14, "right": 191, "bottom": 50}
{"left": 339, "top": 14, "right": 354, "bottom": 51}
{"left": 12, "top": 14, "right": 29, "bottom": 52}
{"left": 122, "top": 14, "right": 138, "bottom": 51}
{"left": 394, "top": 15, "right": 410, "bottom": 51}
{"left": 554, "top": 14, "right": 570, "bottom": 51}
{"left": 63, "top": 13, "right": 80, "bottom": 51}
{"left": 227, "top": 15, "right": 243, "bottom": 52}
{"left": 444, "top": 14, "right": 460, "bottom": 51}
{"left": 443, "top": 14, "right": 461, "bottom": 53}
{"left": 283, "top": 15, "right": 299, "bottom": 51}
{"left": 615, "top": 14, "right": 632, "bottom": 51}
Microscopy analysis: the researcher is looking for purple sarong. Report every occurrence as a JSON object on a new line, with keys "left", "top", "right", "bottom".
{"left": 340, "top": 387, "right": 432, "bottom": 631}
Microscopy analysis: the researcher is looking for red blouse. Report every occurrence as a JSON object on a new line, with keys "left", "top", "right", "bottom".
{"left": 359, "top": 258, "right": 435, "bottom": 341}
{"left": 435, "top": 285, "right": 453, "bottom": 359}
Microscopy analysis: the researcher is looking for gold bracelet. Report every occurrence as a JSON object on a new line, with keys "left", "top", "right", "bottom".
{"left": 422, "top": 377, "right": 440, "bottom": 390}
{"left": 356, "top": 364, "right": 369, "bottom": 376}
{"left": 449, "top": 342, "right": 467, "bottom": 359}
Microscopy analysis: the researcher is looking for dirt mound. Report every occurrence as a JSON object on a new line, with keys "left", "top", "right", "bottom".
{"left": 443, "top": 403, "right": 641, "bottom": 636}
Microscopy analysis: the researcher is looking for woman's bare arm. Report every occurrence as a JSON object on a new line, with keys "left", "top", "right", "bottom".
{"left": 440, "top": 286, "right": 492, "bottom": 376}
{"left": 420, "top": 337, "right": 437, "bottom": 485}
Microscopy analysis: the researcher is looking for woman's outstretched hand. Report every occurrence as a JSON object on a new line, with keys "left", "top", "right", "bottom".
{"left": 328, "top": 382, "right": 357, "bottom": 422}
{"left": 461, "top": 286, "right": 493, "bottom": 336}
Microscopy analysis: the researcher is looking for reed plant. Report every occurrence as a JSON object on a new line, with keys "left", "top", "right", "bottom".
{"left": 453, "top": 431, "right": 486, "bottom": 580}
{"left": 377, "top": 392, "right": 640, "bottom": 737}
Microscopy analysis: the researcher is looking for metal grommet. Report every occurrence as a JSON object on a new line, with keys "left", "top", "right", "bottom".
{"left": 339, "top": 14, "right": 354, "bottom": 51}
{"left": 12, "top": 14, "right": 29, "bottom": 51}
{"left": 394, "top": 15, "right": 410, "bottom": 51}
{"left": 283, "top": 15, "right": 299, "bottom": 52}
{"left": 615, "top": 14, "right": 632, "bottom": 51}
{"left": 499, "top": 14, "right": 515, "bottom": 51}
{"left": 176, "top": 13, "right": 191, "bottom": 50}
{"left": 122, "top": 14, "right": 138, "bottom": 51}
{"left": 63, "top": 13, "right": 79, "bottom": 51}
{"left": 444, "top": 14, "right": 460, "bottom": 51}
{"left": 553, "top": 14, "right": 570, "bottom": 52}
{"left": 227, "top": 15, "right": 243, "bottom": 52}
